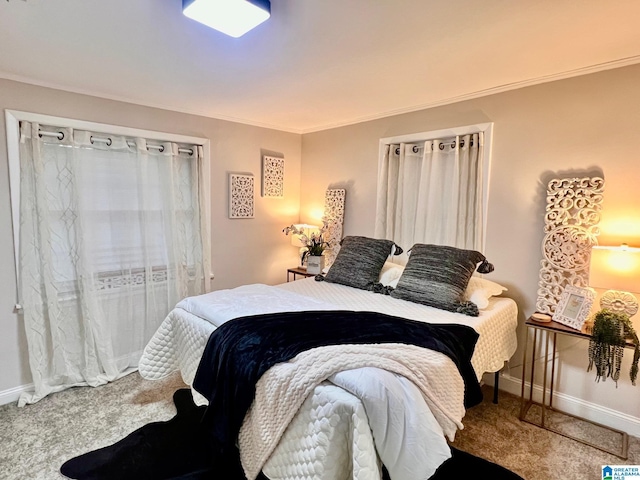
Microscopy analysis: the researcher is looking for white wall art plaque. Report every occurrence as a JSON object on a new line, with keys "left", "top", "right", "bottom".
{"left": 229, "top": 173, "right": 255, "bottom": 219}
{"left": 536, "top": 176, "right": 604, "bottom": 315}
{"left": 323, "top": 188, "right": 346, "bottom": 268}
{"left": 261, "top": 156, "right": 284, "bottom": 198}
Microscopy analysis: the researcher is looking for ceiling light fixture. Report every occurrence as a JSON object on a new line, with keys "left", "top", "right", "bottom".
{"left": 182, "top": 0, "right": 271, "bottom": 38}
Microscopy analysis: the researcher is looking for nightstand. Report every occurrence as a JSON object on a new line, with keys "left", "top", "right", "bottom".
{"left": 287, "top": 267, "right": 315, "bottom": 282}
{"left": 519, "top": 315, "right": 630, "bottom": 459}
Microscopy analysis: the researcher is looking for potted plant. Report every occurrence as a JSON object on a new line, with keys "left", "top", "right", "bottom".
{"left": 283, "top": 222, "right": 330, "bottom": 274}
{"left": 587, "top": 309, "right": 640, "bottom": 385}
{"left": 303, "top": 232, "right": 329, "bottom": 274}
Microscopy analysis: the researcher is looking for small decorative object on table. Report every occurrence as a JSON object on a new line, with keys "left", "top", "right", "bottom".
{"left": 283, "top": 221, "right": 331, "bottom": 274}
{"left": 552, "top": 284, "right": 595, "bottom": 330}
{"left": 531, "top": 312, "right": 552, "bottom": 323}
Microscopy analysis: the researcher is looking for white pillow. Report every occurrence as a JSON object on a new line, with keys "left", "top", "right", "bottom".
{"left": 464, "top": 277, "right": 508, "bottom": 309}
{"left": 378, "top": 261, "right": 405, "bottom": 288}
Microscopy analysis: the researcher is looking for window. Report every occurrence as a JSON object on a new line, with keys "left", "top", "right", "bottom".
{"left": 374, "top": 123, "right": 492, "bottom": 256}
{"left": 5, "top": 110, "right": 211, "bottom": 404}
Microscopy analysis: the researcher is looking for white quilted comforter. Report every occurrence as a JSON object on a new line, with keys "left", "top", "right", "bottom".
{"left": 140, "top": 280, "right": 518, "bottom": 480}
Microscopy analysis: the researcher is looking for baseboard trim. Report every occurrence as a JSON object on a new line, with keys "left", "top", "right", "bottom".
{"left": 492, "top": 372, "right": 640, "bottom": 437}
{"left": 0, "top": 383, "right": 33, "bottom": 406}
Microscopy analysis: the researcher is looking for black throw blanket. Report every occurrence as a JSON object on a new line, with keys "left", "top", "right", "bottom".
{"left": 193, "top": 310, "right": 482, "bottom": 460}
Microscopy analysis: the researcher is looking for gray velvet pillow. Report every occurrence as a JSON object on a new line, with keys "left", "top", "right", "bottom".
{"left": 390, "top": 244, "right": 494, "bottom": 316}
{"left": 323, "top": 236, "right": 401, "bottom": 290}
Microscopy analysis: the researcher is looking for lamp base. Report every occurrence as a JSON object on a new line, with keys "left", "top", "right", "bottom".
{"left": 599, "top": 290, "right": 639, "bottom": 317}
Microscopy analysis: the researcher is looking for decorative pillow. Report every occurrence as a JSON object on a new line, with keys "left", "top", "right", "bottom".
{"left": 324, "top": 236, "right": 402, "bottom": 290}
{"left": 390, "top": 244, "right": 494, "bottom": 316}
{"left": 464, "top": 277, "right": 508, "bottom": 310}
{"left": 378, "top": 261, "right": 405, "bottom": 288}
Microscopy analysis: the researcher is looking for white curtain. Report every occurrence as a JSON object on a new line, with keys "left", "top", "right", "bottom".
{"left": 17, "top": 121, "right": 207, "bottom": 405}
{"left": 374, "top": 133, "right": 483, "bottom": 261}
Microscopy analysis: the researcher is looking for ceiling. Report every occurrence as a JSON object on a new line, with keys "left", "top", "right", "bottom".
{"left": 2, "top": 0, "right": 640, "bottom": 134}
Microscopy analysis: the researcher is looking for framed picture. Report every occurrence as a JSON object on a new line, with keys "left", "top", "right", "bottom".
{"left": 553, "top": 285, "right": 595, "bottom": 330}
{"left": 228, "top": 173, "right": 254, "bottom": 219}
{"left": 261, "top": 156, "right": 284, "bottom": 198}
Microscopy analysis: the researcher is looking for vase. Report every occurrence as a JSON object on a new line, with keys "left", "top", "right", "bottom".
{"left": 306, "top": 255, "right": 325, "bottom": 275}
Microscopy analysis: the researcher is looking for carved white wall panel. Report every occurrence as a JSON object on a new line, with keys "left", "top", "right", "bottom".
{"left": 229, "top": 173, "right": 255, "bottom": 219}
{"left": 323, "top": 188, "right": 346, "bottom": 267}
{"left": 536, "top": 177, "right": 604, "bottom": 314}
{"left": 261, "top": 156, "right": 284, "bottom": 198}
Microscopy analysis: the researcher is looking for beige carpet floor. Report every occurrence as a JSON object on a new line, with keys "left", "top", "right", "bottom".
{"left": 0, "top": 372, "right": 637, "bottom": 480}
{"left": 457, "top": 386, "right": 639, "bottom": 480}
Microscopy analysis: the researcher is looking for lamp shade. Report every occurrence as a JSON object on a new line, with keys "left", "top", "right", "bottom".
{"left": 590, "top": 245, "right": 640, "bottom": 294}
{"left": 182, "top": 0, "right": 271, "bottom": 38}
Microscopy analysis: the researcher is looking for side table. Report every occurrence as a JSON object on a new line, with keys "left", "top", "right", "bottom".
{"left": 287, "top": 267, "right": 315, "bottom": 282}
{"left": 519, "top": 315, "right": 630, "bottom": 459}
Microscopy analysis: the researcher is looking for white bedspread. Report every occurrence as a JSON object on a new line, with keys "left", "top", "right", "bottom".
{"left": 175, "top": 283, "right": 340, "bottom": 326}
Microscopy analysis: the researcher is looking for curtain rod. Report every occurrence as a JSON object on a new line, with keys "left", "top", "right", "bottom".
{"left": 393, "top": 137, "right": 475, "bottom": 155}
{"left": 38, "top": 130, "right": 65, "bottom": 140}
{"left": 37, "top": 129, "right": 194, "bottom": 155}
{"left": 394, "top": 145, "right": 420, "bottom": 155}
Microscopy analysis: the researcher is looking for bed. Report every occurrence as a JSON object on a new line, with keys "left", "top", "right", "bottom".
{"left": 141, "top": 232, "right": 517, "bottom": 480}
{"left": 139, "top": 273, "right": 518, "bottom": 480}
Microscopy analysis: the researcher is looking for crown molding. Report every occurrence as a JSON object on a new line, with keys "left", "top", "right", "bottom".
{"left": 3, "top": 54, "right": 640, "bottom": 136}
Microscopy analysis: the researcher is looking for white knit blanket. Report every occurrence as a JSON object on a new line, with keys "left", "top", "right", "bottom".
{"left": 328, "top": 368, "right": 451, "bottom": 480}
{"left": 238, "top": 343, "right": 466, "bottom": 480}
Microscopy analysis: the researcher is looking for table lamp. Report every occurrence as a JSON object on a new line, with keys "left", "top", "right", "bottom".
{"left": 589, "top": 244, "right": 640, "bottom": 317}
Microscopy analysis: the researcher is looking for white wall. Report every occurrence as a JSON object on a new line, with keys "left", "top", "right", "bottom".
{"left": 299, "top": 64, "right": 640, "bottom": 434}
{"left": 0, "top": 78, "right": 303, "bottom": 400}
